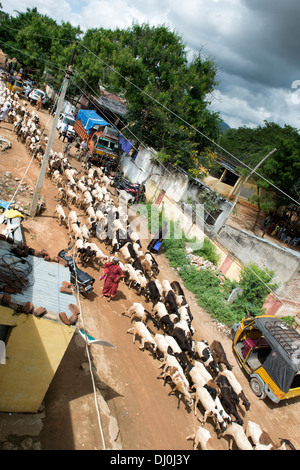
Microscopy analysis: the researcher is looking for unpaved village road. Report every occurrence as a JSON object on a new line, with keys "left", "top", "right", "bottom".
{"left": 0, "top": 93, "right": 299, "bottom": 451}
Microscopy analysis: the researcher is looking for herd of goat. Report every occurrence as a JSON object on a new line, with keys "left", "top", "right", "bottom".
{"left": 3, "top": 85, "right": 295, "bottom": 451}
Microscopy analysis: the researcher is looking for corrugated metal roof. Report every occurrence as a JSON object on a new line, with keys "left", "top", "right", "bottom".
{"left": 0, "top": 241, "right": 76, "bottom": 321}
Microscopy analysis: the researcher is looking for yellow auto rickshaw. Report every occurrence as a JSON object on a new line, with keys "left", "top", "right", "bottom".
{"left": 231, "top": 315, "right": 300, "bottom": 403}
{"left": 6, "top": 76, "right": 23, "bottom": 95}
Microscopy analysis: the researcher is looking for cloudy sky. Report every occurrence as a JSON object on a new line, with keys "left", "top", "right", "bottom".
{"left": 2, "top": 0, "right": 300, "bottom": 130}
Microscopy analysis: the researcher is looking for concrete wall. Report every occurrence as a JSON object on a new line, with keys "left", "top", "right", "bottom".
{"left": 217, "top": 225, "right": 300, "bottom": 287}
{"left": 0, "top": 306, "right": 74, "bottom": 413}
{"left": 217, "top": 225, "right": 300, "bottom": 317}
{"left": 119, "top": 147, "right": 233, "bottom": 232}
{"left": 119, "top": 148, "right": 300, "bottom": 316}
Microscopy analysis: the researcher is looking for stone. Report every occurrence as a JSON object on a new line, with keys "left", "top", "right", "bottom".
{"left": 33, "top": 306, "right": 47, "bottom": 317}
{"left": 68, "top": 303, "right": 80, "bottom": 315}
{"left": 60, "top": 286, "right": 73, "bottom": 295}
{"left": 59, "top": 312, "right": 70, "bottom": 325}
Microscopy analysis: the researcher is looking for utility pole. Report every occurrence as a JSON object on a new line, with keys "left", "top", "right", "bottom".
{"left": 215, "top": 148, "right": 277, "bottom": 235}
{"left": 30, "top": 43, "right": 78, "bottom": 217}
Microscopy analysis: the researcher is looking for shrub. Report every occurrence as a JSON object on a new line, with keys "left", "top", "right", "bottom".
{"left": 193, "top": 237, "right": 221, "bottom": 266}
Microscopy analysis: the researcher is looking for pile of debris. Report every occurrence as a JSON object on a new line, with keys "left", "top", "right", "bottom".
{"left": 186, "top": 247, "right": 217, "bottom": 271}
{"left": 0, "top": 136, "right": 12, "bottom": 152}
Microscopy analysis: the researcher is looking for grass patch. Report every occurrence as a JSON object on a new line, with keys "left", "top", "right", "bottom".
{"left": 138, "top": 202, "right": 277, "bottom": 327}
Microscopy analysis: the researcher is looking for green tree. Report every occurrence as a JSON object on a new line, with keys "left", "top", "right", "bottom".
{"left": 78, "top": 23, "right": 222, "bottom": 174}
{"left": 231, "top": 263, "right": 277, "bottom": 318}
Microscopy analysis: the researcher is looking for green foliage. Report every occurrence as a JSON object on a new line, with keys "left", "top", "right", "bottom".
{"left": 229, "top": 264, "right": 277, "bottom": 319}
{"left": 160, "top": 218, "right": 278, "bottom": 326}
{"left": 193, "top": 237, "right": 221, "bottom": 266}
{"left": 0, "top": 7, "right": 81, "bottom": 82}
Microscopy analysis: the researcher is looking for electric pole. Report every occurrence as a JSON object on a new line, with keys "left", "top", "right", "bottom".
{"left": 30, "top": 42, "right": 78, "bottom": 217}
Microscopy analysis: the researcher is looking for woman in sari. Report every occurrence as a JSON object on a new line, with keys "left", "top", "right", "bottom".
{"left": 100, "top": 257, "right": 124, "bottom": 301}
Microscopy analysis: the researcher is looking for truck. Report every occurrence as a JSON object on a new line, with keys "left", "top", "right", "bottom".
{"left": 73, "top": 109, "right": 119, "bottom": 167}
{"left": 57, "top": 112, "right": 76, "bottom": 137}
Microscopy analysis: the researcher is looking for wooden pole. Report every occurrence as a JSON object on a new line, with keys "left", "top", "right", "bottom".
{"left": 30, "top": 44, "right": 77, "bottom": 217}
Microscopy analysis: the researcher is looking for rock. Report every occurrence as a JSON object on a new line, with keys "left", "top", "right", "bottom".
{"left": 68, "top": 303, "right": 80, "bottom": 316}
{"left": 1, "top": 440, "right": 18, "bottom": 450}
{"left": 20, "top": 437, "right": 33, "bottom": 450}
{"left": 23, "top": 302, "right": 34, "bottom": 313}
{"left": 33, "top": 307, "right": 47, "bottom": 317}
{"left": 4, "top": 171, "right": 12, "bottom": 178}
{"left": 60, "top": 286, "right": 73, "bottom": 295}
{"left": 59, "top": 312, "right": 70, "bottom": 325}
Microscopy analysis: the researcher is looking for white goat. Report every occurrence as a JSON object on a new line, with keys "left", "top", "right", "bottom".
{"left": 126, "top": 321, "right": 157, "bottom": 352}
{"left": 124, "top": 303, "right": 150, "bottom": 324}
{"left": 223, "top": 423, "right": 253, "bottom": 451}
{"left": 54, "top": 204, "right": 66, "bottom": 225}
{"left": 186, "top": 426, "right": 212, "bottom": 451}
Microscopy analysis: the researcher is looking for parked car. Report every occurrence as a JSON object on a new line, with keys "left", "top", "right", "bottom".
{"left": 56, "top": 112, "right": 76, "bottom": 136}
{"left": 28, "top": 89, "right": 48, "bottom": 106}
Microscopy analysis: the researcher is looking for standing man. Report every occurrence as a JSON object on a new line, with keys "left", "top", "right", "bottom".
{"left": 59, "top": 123, "right": 68, "bottom": 141}
{"left": 64, "top": 133, "right": 74, "bottom": 155}
{"left": 0, "top": 101, "right": 12, "bottom": 125}
{"left": 36, "top": 95, "right": 42, "bottom": 111}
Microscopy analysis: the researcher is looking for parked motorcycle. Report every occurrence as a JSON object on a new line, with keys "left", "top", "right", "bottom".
{"left": 58, "top": 246, "right": 95, "bottom": 297}
{"left": 114, "top": 176, "right": 146, "bottom": 203}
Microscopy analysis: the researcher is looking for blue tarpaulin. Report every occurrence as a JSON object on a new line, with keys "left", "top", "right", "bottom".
{"left": 77, "top": 109, "right": 109, "bottom": 134}
{"left": 0, "top": 200, "right": 11, "bottom": 210}
{"left": 119, "top": 134, "right": 134, "bottom": 155}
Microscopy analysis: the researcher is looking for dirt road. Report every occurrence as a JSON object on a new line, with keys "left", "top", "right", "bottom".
{"left": 0, "top": 97, "right": 299, "bottom": 451}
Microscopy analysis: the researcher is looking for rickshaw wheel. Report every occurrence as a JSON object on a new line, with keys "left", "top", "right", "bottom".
{"left": 250, "top": 377, "right": 264, "bottom": 397}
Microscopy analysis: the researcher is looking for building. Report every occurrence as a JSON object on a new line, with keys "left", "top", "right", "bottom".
{"left": 0, "top": 240, "right": 77, "bottom": 413}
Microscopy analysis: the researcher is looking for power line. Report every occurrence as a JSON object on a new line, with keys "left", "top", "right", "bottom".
{"left": 0, "top": 21, "right": 298, "bottom": 205}
{"left": 79, "top": 42, "right": 300, "bottom": 207}
{"left": 1, "top": 24, "right": 298, "bottom": 312}
{"left": 68, "top": 75, "right": 300, "bottom": 313}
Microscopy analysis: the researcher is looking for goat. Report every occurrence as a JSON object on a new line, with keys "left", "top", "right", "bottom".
{"left": 123, "top": 302, "right": 152, "bottom": 325}
{"left": 210, "top": 340, "right": 233, "bottom": 371}
{"left": 153, "top": 302, "right": 174, "bottom": 333}
{"left": 171, "top": 280, "right": 184, "bottom": 297}
{"left": 245, "top": 421, "right": 276, "bottom": 450}
{"left": 145, "top": 280, "right": 161, "bottom": 307}
{"left": 222, "top": 423, "right": 253, "bottom": 451}
{"left": 164, "top": 335, "right": 188, "bottom": 369}
{"left": 126, "top": 321, "right": 157, "bottom": 353}
{"left": 154, "top": 333, "right": 170, "bottom": 359}
{"left": 195, "top": 340, "right": 219, "bottom": 376}
{"left": 54, "top": 204, "right": 66, "bottom": 225}
{"left": 192, "top": 386, "right": 228, "bottom": 435}
{"left": 69, "top": 223, "right": 82, "bottom": 241}
{"left": 166, "top": 366, "right": 194, "bottom": 410}
{"left": 86, "top": 242, "right": 109, "bottom": 267}
{"left": 186, "top": 426, "right": 212, "bottom": 451}
{"left": 216, "top": 385, "right": 243, "bottom": 426}
{"left": 124, "top": 263, "right": 140, "bottom": 288}
{"left": 221, "top": 369, "right": 251, "bottom": 411}
{"left": 161, "top": 280, "right": 172, "bottom": 297}
{"left": 164, "top": 289, "right": 179, "bottom": 317}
